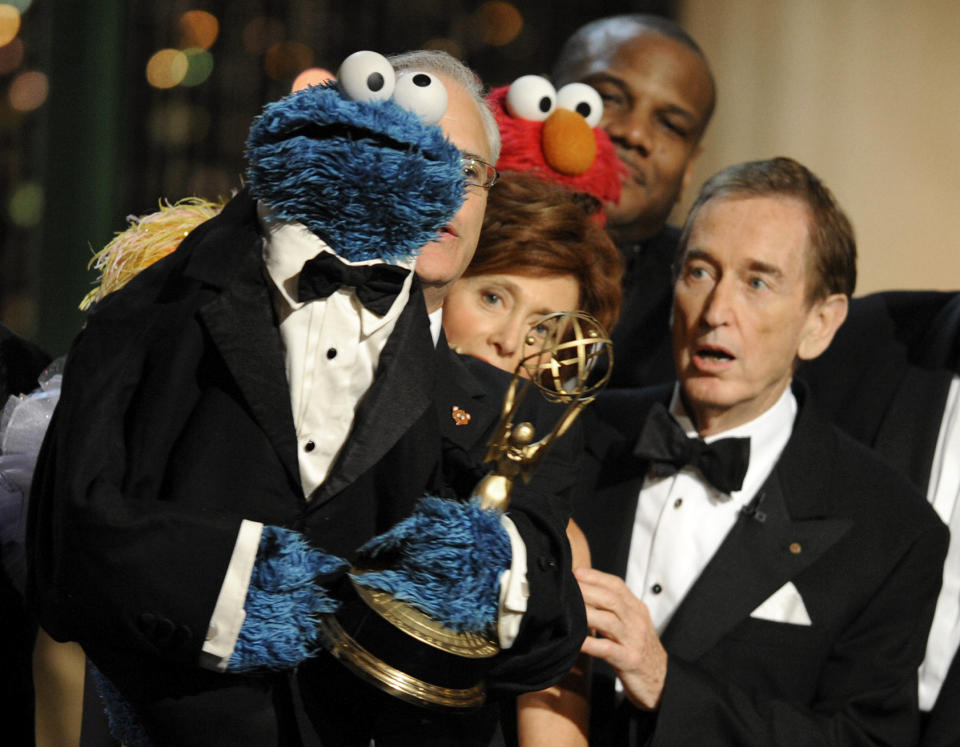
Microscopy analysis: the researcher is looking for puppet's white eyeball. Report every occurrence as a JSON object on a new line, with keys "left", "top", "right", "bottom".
{"left": 556, "top": 82, "right": 604, "bottom": 127}
{"left": 505, "top": 75, "right": 556, "bottom": 121}
{"left": 393, "top": 71, "right": 448, "bottom": 125}
{"left": 337, "top": 51, "right": 396, "bottom": 103}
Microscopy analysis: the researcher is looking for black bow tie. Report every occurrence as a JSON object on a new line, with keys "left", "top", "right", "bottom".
{"left": 633, "top": 402, "right": 751, "bottom": 494}
{"left": 297, "top": 253, "right": 409, "bottom": 316}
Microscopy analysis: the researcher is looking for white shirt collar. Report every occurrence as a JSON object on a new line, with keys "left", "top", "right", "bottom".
{"left": 428, "top": 307, "right": 443, "bottom": 347}
{"left": 258, "top": 201, "right": 415, "bottom": 336}
{"left": 668, "top": 383, "right": 798, "bottom": 503}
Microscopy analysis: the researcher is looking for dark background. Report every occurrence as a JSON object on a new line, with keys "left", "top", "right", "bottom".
{"left": 0, "top": 0, "right": 674, "bottom": 355}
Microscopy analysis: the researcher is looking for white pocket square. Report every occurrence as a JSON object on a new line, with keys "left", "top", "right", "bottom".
{"left": 750, "top": 581, "right": 812, "bottom": 625}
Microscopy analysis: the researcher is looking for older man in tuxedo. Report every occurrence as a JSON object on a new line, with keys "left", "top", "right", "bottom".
{"left": 574, "top": 157, "right": 948, "bottom": 745}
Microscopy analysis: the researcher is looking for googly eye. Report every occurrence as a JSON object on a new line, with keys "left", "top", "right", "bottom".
{"left": 393, "top": 71, "right": 448, "bottom": 125}
{"left": 505, "top": 75, "right": 556, "bottom": 122}
{"left": 337, "top": 50, "right": 396, "bottom": 103}
{"left": 556, "top": 82, "right": 603, "bottom": 127}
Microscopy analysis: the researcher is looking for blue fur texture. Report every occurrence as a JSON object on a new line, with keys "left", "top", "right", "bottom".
{"left": 88, "top": 665, "right": 152, "bottom": 746}
{"left": 245, "top": 82, "right": 465, "bottom": 263}
{"left": 228, "top": 525, "right": 348, "bottom": 673}
{"left": 352, "top": 496, "right": 511, "bottom": 633}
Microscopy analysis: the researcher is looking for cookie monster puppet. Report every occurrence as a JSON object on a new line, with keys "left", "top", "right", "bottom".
{"left": 28, "top": 51, "right": 584, "bottom": 746}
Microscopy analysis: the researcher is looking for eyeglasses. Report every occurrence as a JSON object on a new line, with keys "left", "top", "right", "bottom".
{"left": 460, "top": 154, "right": 499, "bottom": 189}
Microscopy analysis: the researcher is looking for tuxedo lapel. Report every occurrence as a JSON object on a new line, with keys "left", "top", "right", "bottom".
{"left": 873, "top": 365, "right": 953, "bottom": 489}
{"left": 662, "top": 389, "right": 853, "bottom": 662}
{"left": 662, "top": 472, "right": 851, "bottom": 661}
{"left": 312, "top": 285, "right": 437, "bottom": 505}
{"left": 197, "top": 234, "right": 301, "bottom": 492}
{"left": 433, "top": 346, "right": 502, "bottom": 454}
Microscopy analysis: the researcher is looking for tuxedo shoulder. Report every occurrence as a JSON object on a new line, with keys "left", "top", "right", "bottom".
{"left": 819, "top": 417, "right": 946, "bottom": 539}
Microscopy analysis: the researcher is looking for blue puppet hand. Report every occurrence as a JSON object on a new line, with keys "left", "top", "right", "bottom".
{"left": 228, "top": 525, "right": 348, "bottom": 673}
{"left": 351, "top": 496, "right": 512, "bottom": 634}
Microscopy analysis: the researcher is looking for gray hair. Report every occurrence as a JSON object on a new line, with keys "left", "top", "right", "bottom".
{"left": 678, "top": 157, "right": 857, "bottom": 301}
{"left": 388, "top": 50, "right": 500, "bottom": 163}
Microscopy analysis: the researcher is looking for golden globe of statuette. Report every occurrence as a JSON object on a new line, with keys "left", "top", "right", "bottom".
{"left": 520, "top": 310, "right": 613, "bottom": 403}
{"left": 476, "top": 310, "right": 612, "bottom": 513}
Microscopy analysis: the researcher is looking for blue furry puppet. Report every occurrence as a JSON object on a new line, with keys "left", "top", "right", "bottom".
{"left": 27, "top": 50, "right": 579, "bottom": 747}
{"left": 229, "top": 52, "right": 511, "bottom": 672}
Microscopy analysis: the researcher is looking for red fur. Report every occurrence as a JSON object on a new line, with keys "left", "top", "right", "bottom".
{"left": 488, "top": 86, "right": 624, "bottom": 210}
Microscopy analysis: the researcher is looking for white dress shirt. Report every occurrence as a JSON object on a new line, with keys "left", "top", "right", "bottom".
{"left": 919, "top": 374, "right": 960, "bottom": 711}
{"left": 261, "top": 206, "right": 416, "bottom": 497}
{"left": 625, "top": 385, "right": 798, "bottom": 634}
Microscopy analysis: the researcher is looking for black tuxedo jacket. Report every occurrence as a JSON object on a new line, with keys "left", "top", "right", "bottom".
{"left": 26, "top": 190, "right": 585, "bottom": 746}
{"left": 574, "top": 383, "right": 947, "bottom": 746}
{"left": 799, "top": 290, "right": 960, "bottom": 747}
{"left": 606, "top": 226, "right": 679, "bottom": 389}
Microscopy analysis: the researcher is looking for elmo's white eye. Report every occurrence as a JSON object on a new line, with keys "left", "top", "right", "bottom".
{"left": 505, "top": 75, "right": 556, "bottom": 122}
{"left": 337, "top": 51, "right": 396, "bottom": 103}
{"left": 393, "top": 71, "right": 448, "bottom": 125}
{"left": 556, "top": 82, "right": 603, "bottom": 127}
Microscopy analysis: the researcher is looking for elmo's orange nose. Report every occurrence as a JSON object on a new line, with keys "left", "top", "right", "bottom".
{"left": 541, "top": 108, "right": 597, "bottom": 176}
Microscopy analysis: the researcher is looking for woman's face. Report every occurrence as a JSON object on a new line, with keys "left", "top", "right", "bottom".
{"left": 442, "top": 272, "right": 580, "bottom": 373}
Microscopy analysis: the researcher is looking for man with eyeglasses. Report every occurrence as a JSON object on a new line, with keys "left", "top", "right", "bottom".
{"left": 27, "top": 49, "right": 584, "bottom": 746}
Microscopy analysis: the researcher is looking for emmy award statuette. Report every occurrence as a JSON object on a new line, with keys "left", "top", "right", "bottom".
{"left": 318, "top": 311, "right": 613, "bottom": 709}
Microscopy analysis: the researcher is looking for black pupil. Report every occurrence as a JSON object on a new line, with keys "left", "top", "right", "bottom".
{"left": 576, "top": 103, "right": 592, "bottom": 118}
{"left": 538, "top": 96, "right": 551, "bottom": 113}
{"left": 413, "top": 73, "right": 431, "bottom": 88}
{"left": 367, "top": 72, "right": 385, "bottom": 92}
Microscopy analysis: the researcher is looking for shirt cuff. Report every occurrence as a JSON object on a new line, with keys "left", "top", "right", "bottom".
{"left": 497, "top": 514, "right": 529, "bottom": 649}
{"left": 199, "top": 519, "right": 263, "bottom": 672}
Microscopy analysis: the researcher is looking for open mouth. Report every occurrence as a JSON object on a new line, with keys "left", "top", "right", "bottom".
{"left": 694, "top": 345, "right": 735, "bottom": 363}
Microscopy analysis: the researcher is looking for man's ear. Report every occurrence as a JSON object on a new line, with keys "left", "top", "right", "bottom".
{"left": 797, "top": 293, "right": 849, "bottom": 361}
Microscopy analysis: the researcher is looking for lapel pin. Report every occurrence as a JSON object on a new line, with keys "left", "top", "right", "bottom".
{"left": 789, "top": 541, "right": 802, "bottom": 555}
{"left": 451, "top": 405, "right": 471, "bottom": 426}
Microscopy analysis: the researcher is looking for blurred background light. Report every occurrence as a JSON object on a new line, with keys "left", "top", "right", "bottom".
{"left": 423, "top": 37, "right": 464, "bottom": 58}
{"left": 291, "top": 67, "right": 334, "bottom": 92}
{"left": 0, "top": 36, "right": 24, "bottom": 74}
{"left": 6, "top": 0, "right": 31, "bottom": 12}
{"left": 264, "top": 41, "right": 313, "bottom": 81}
{"left": 148, "top": 102, "right": 211, "bottom": 146}
{"left": 0, "top": 4, "right": 21, "bottom": 47}
{"left": 146, "top": 48, "right": 188, "bottom": 89}
{"left": 242, "top": 17, "right": 284, "bottom": 55}
{"left": 474, "top": 2, "right": 523, "bottom": 47}
{"left": 8, "top": 69, "right": 46, "bottom": 111}
{"left": 178, "top": 10, "right": 219, "bottom": 50}
{"left": 188, "top": 166, "right": 233, "bottom": 200}
{"left": 180, "top": 47, "right": 214, "bottom": 87}
{"left": 8, "top": 181, "right": 43, "bottom": 227}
